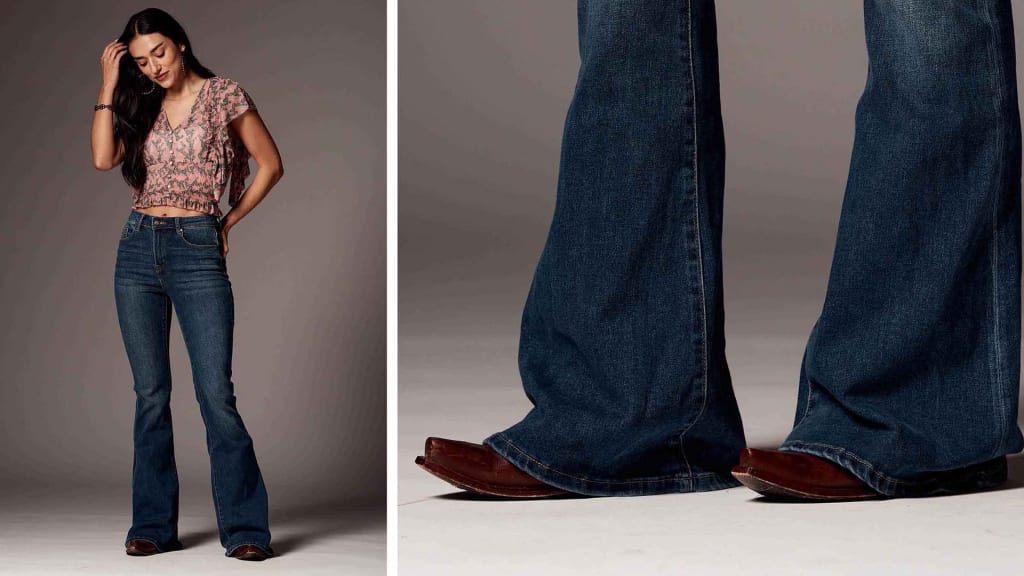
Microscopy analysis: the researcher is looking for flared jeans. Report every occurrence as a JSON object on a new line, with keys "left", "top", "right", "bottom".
{"left": 484, "top": 0, "right": 1024, "bottom": 497}
{"left": 114, "top": 209, "right": 271, "bottom": 555}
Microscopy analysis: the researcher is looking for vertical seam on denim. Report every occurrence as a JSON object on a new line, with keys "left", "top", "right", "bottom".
{"left": 205, "top": 395, "right": 229, "bottom": 540}
{"left": 162, "top": 291, "right": 173, "bottom": 523}
{"left": 675, "top": 0, "right": 708, "bottom": 483}
{"left": 796, "top": 376, "right": 812, "bottom": 428}
{"left": 982, "top": 0, "right": 1008, "bottom": 459}
{"left": 130, "top": 402, "right": 139, "bottom": 537}
{"left": 149, "top": 218, "right": 163, "bottom": 290}
{"left": 163, "top": 297, "right": 172, "bottom": 390}
{"left": 795, "top": 338, "right": 814, "bottom": 429}
{"left": 171, "top": 400, "right": 179, "bottom": 538}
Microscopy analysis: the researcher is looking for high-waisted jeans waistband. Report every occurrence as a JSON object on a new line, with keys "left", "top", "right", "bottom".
{"left": 128, "top": 209, "right": 221, "bottom": 230}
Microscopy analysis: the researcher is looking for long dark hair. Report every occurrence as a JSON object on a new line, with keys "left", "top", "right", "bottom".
{"left": 113, "top": 8, "right": 216, "bottom": 190}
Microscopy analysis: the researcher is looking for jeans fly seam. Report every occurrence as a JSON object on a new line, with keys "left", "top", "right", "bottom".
{"left": 675, "top": 0, "right": 709, "bottom": 481}
{"left": 493, "top": 434, "right": 723, "bottom": 486}
{"left": 981, "top": 0, "right": 1008, "bottom": 459}
{"left": 149, "top": 227, "right": 167, "bottom": 292}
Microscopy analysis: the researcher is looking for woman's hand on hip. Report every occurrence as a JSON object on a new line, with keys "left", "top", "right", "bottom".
{"left": 219, "top": 225, "right": 231, "bottom": 257}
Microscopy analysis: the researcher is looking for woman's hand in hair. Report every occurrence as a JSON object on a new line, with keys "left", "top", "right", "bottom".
{"left": 100, "top": 40, "right": 127, "bottom": 89}
{"left": 93, "top": 40, "right": 127, "bottom": 170}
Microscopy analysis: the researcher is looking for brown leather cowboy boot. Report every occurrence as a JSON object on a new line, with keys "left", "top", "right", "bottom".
{"left": 416, "top": 437, "right": 571, "bottom": 498}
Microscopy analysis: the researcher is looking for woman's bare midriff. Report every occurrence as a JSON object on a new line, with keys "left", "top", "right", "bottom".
{"left": 136, "top": 205, "right": 209, "bottom": 217}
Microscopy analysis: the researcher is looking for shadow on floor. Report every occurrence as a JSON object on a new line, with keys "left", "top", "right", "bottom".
{"left": 177, "top": 497, "right": 383, "bottom": 556}
{"left": 179, "top": 528, "right": 220, "bottom": 548}
{"left": 264, "top": 498, "right": 383, "bottom": 556}
{"left": 435, "top": 490, "right": 588, "bottom": 502}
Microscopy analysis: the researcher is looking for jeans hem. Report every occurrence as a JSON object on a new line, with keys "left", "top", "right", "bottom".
{"left": 124, "top": 535, "right": 182, "bottom": 553}
{"left": 484, "top": 433, "right": 741, "bottom": 497}
{"left": 224, "top": 541, "right": 274, "bottom": 557}
{"left": 778, "top": 440, "right": 1012, "bottom": 497}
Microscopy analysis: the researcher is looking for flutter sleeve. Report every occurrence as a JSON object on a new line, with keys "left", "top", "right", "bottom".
{"left": 218, "top": 79, "right": 257, "bottom": 207}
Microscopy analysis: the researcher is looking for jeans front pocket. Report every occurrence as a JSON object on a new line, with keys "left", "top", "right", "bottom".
{"left": 178, "top": 224, "right": 221, "bottom": 248}
{"left": 120, "top": 219, "right": 139, "bottom": 241}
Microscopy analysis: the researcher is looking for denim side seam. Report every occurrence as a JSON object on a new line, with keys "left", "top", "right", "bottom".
{"left": 673, "top": 0, "right": 711, "bottom": 482}
{"left": 486, "top": 433, "right": 740, "bottom": 496}
{"left": 980, "top": 0, "right": 1010, "bottom": 460}
{"left": 794, "top": 371, "right": 817, "bottom": 432}
{"left": 202, "top": 400, "right": 229, "bottom": 545}
{"left": 792, "top": 330, "right": 816, "bottom": 431}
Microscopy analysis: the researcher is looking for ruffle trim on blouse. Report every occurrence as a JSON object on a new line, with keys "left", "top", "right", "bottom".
{"left": 132, "top": 193, "right": 222, "bottom": 217}
{"left": 215, "top": 77, "right": 256, "bottom": 208}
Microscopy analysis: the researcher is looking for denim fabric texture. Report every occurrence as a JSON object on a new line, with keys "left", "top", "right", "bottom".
{"left": 114, "top": 209, "right": 272, "bottom": 555}
{"left": 484, "top": 0, "right": 1023, "bottom": 497}
{"left": 779, "top": 0, "right": 1024, "bottom": 497}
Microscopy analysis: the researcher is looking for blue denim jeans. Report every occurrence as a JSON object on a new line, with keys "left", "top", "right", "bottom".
{"left": 114, "top": 210, "right": 272, "bottom": 555}
{"left": 484, "top": 0, "right": 1023, "bottom": 497}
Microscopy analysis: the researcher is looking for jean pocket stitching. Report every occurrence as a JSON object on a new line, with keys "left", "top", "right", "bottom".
{"left": 178, "top": 226, "right": 220, "bottom": 248}
{"left": 120, "top": 222, "right": 138, "bottom": 241}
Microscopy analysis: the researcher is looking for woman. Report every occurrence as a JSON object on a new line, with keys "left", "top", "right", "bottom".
{"left": 90, "top": 8, "right": 283, "bottom": 561}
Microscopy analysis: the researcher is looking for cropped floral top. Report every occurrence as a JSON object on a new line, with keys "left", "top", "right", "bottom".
{"left": 131, "top": 76, "right": 256, "bottom": 218}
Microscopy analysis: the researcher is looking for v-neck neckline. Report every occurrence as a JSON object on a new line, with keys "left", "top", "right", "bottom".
{"left": 160, "top": 77, "right": 211, "bottom": 132}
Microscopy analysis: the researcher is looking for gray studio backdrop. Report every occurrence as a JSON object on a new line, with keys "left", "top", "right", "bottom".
{"left": 399, "top": 0, "right": 1024, "bottom": 453}
{"left": 0, "top": 0, "right": 384, "bottom": 507}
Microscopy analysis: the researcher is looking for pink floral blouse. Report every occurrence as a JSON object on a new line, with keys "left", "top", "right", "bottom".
{"left": 131, "top": 76, "right": 256, "bottom": 218}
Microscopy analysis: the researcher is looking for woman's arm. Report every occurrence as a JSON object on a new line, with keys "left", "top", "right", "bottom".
{"left": 220, "top": 110, "right": 284, "bottom": 231}
{"left": 92, "top": 41, "right": 126, "bottom": 170}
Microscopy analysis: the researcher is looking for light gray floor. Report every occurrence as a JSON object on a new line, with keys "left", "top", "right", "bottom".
{"left": 0, "top": 481, "right": 384, "bottom": 575}
{"left": 399, "top": 328, "right": 1024, "bottom": 575}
